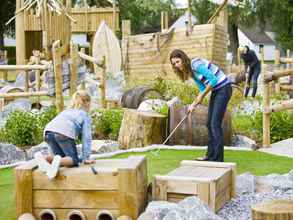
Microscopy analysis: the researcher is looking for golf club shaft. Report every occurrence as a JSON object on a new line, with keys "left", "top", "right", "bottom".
{"left": 162, "top": 113, "right": 189, "bottom": 145}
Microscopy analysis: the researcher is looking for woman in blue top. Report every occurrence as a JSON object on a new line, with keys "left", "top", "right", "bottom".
{"left": 35, "top": 90, "right": 95, "bottom": 179}
{"left": 170, "top": 49, "right": 232, "bottom": 162}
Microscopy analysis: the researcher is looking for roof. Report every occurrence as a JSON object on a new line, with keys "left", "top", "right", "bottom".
{"left": 239, "top": 26, "right": 276, "bottom": 44}
{"left": 169, "top": 11, "right": 197, "bottom": 30}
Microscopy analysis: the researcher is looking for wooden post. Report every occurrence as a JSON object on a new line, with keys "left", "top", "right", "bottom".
{"left": 52, "top": 41, "right": 64, "bottom": 112}
{"left": 15, "top": 160, "right": 37, "bottom": 218}
{"left": 237, "top": 47, "right": 241, "bottom": 67}
{"left": 262, "top": 64, "right": 270, "bottom": 147}
{"left": 70, "top": 42, "right": 78, "bottom": 96}
{"left": 187, "top": 0, "right": 192, "bottom": 33}
{"left": 260, "top": 47, "right": 264, "bottom": 65}
{"left": 275, "top": 49, "right": 281, "bottom": 93}
{"left": 16, "top": 0, "right": 26, "bottom": 65}
{"left": 287, "top": 49, "right": 291, "bottom": 69}
{"left": 122, "top": 20, "right": 131, "bottom": 38}
{"left": 161, "top": 12, "right": 164, "bottom": 32}
{"left": 98, "top": 56, "right": 107, "bottom": 108}
{"left": 24, "top": 71, "right": 29, "bottom": 92}
{"left": 2, "top": 50, "right": 8, "bottom": 81}
{"left": 165, "top": 12, "right": 169, "bottom": 30}
{"left": 112, "top": 0, "right": 116, "bottom": 33}
{"left": 34, "top": 51, "right": 41, "bottom": 106}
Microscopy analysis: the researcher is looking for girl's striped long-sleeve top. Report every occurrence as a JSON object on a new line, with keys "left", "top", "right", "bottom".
{"left": 191, "top": 58, "right": 229, "bottom": 92}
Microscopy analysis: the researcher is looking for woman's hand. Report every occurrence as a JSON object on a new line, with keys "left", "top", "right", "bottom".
{"left": 84, "top": 159, "right": 96, "bottom": 164}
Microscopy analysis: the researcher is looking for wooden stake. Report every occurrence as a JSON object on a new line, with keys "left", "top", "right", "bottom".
{"left": 98, "top": 56, "right": 106, "bottom": 108}
{"left": 34, "top": 51, "right": 41, "bottom": 106}
{"left": 70, "top": 42, "right": 78, "bottom": 96}
{"left": 52, "top": 40, "right": 64, "bottom": 112}
{"left": 262, "top": 64, "right": 270, "bottom": 148}
{"left": 275, "top": 49, "right": 280, "bottom": 93}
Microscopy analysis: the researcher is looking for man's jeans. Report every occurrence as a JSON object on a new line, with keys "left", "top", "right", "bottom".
{"left": 245, "top": 63, "right": 261, "bottom": 97}
{"left": 45, "top": 131, "right": 79, "bottom": 166}
{"left": 206, "top": 83, "right": 232, "bottom": 162}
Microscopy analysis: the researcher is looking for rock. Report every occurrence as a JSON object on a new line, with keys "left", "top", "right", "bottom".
{"left": 0, "top": 99, "right": 32, "bottom": 128}
{"left": 0, "top": 143, "right": 26, "bottom": 165}
{"left": 232, "top": 135, "right": 257, "bottom": 149}
{"left": 163, "top": 197, "right": 222, "bottom": 220}
{"left": 138, "top": 99, "right": 168, "bottom": 113}
{"left": 91, "top": 140, "right": 119, "bottom": 153}
{"left": 166, "top": 97, "right": 182, "bottom": 107}
{"left": 138, "top": 201, "right": 177, "bottom": 220}
{"left": 236, "top": 172, "right": 256, "bottom": 195}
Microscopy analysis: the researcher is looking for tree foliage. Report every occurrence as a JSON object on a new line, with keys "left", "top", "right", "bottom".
{"left": 0, "top": 0, "right": 15, "bottom": 49}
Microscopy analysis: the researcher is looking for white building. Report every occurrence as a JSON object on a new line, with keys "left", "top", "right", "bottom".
{"left": 238, "top": 26, "right": 276, "bottom": 61}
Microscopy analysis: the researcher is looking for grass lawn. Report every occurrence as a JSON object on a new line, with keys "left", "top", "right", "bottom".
{"left": 1, "top": 149, "right": 293, "bottom": 220}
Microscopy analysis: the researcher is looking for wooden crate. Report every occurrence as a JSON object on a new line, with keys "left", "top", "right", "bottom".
{"left": 15, "top": 156, "right": 148, "bottom": 220}
{"left": 153, "top": 160, "right": 236, "bottom": 212}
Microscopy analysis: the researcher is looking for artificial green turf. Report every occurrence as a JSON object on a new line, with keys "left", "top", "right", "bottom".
{"left": 1, "top": 149, "right": 293, "bottom": 220}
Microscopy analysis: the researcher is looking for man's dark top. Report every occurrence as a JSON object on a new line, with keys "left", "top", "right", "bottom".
{"left": 241, "top": 47, "right": 260, "bottom": 72}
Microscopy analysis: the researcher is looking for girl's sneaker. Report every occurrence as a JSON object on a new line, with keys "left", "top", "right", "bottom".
{"left": 34, "top": 152, "right": 50, "bottom": 173}
{"left": 46, "top": 155, "right": 61, "bottom": 180}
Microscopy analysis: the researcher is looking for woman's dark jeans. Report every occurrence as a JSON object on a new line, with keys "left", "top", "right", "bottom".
{"left": 45, "top": 131, "right": 79, "bottom": 166}
{"left": 206, "top": 83, "right": 232, "bottom": 162}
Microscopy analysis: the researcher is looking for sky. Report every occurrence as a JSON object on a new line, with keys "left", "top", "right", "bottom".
{"left": 175, "top": 0, "right": 238, "bottom": 8}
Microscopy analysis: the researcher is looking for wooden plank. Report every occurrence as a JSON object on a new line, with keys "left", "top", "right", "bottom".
{"left": 180, "top": 160, "right": 236, "bottom": 169}
{"left": 15, "top": 160, "right": 37, "bottom": 217}
{"left": 119, "top": 168, "right": 139, "bottom": 219}
{"left": 33, "top": 169, "right": 119, "bottom": 190}
{"left": 33, "top": 190, "right": 119, "bottom": 209}
{"left": 167, "top": 193, "right": 190, "bottom": 203}
{"left": 34, "top": 208, "right": 120, "bottom": 219}
{"left": 153, "top": 178, "right": 168, "bottom": 201}
{"left": 0, "top": 65, "right": 48, "bottom": 70}
{"left": 197, "top": 182, "right": 210, "bottom": 205}
{"left": 209, "top": 181, "right": 217, "bottom": 212}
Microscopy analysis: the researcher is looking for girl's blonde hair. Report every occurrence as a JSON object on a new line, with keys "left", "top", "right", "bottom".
{"left": 71, "top": 90, "right": 91, "bottom": 110}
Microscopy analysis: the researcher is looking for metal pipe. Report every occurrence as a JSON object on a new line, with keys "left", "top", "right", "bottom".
{"left": 96, "top": 210, "right": 115, "bottom": 220}
{"left": 68, "top": 210, "right": 86, "bottom": 220}
{"left": 39, "top": 209, "right": 57, "bottom": 220}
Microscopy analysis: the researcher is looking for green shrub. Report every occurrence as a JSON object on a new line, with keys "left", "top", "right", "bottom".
{"left": 4, "top": 111, "right": 41, "bottom": 148}
{"left": 253, "top": 110, "right": 293, "bottom": 143}
{"left": 153, "top": 77, "right": 199, "bottom": 104}
{"left": 91, "top": 109, "right": 124, "bottom": 140}
{"left": 233, "top": 110, "right": 293, "bottom": 144}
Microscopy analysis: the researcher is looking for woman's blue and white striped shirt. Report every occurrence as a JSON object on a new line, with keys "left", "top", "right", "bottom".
{"left": 191, "top": 58, "right": 229, "bottom": 92}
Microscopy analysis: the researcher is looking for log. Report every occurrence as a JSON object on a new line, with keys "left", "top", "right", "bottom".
{"left": 252, "top": 200, "right": 293, "bottom": 220}
{"left": 118, "top": 109, "right": 167, "bottom": 149}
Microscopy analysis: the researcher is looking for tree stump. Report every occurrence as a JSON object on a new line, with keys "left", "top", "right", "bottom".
{"left": 252, "top": 200, "right": 293, "bottom": 220}
{"left": 118, "top": 109, "right": 167, "bottom": 149}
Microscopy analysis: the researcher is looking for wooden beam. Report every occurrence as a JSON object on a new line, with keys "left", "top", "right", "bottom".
{"left": 280, "top": 84, "right": 293, "bottom": 91}
{"left": 270, "top": 99, "right": 293, "bottom": 113}
{"left": 0, "top": 65, "right": 48, "bottom": 71}
{"left": 78, "top": 52, "right": 103, "bottom": 67}
{"left": 0, "top": 91, "right": 49, "bottom": 98}
{"left": 280, "top": 57, "right": 293, "bottom": 64}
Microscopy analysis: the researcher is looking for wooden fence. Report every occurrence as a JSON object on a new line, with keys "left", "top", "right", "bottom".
{"left": 262, "top": 49, "right": 293, "bottom": 147}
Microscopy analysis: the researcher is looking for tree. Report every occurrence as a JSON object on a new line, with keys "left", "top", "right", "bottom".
{"left": 270, "top": 0, "right": 293, "bottom": 50}
{"left": 0, "top": 0, "right": 15, "bottom": 49}
{"left": 191, "top": 0, "right": 216, "bottom": 24}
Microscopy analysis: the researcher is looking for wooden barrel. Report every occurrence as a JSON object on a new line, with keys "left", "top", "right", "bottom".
{"left": 120, "top": 86, "right": 162, "bottom": 109}
{"left": 168, "top": 104, "right": 232, "bottom": 146}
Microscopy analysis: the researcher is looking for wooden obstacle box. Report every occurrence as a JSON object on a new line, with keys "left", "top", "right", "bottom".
{"left": 153, "top": 160, "right": 236, "bottom": 212}
{"left": 15, "top": 156, "right": 148, "bottom": 220}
